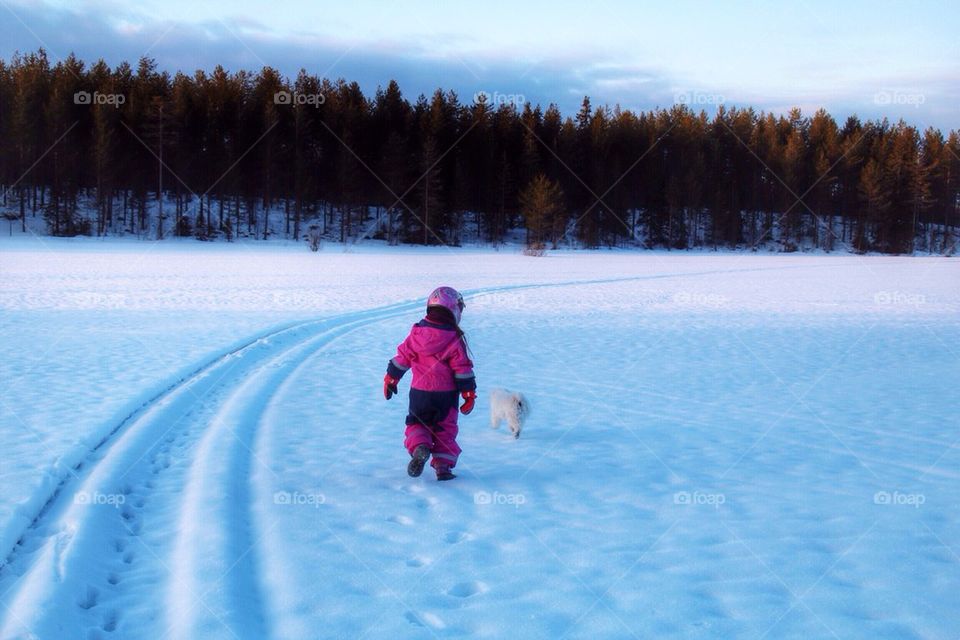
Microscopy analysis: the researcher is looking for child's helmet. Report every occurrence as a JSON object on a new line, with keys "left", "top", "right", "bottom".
{"left": 427, "top": 286, "right": 465, "bottom": 324}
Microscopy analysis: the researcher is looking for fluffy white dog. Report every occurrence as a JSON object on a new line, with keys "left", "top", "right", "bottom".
{"left": 489, "top": 388, "right": 530, "bottom": 439}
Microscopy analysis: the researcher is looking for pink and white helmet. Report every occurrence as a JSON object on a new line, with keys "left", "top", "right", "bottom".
{"left": 427, "top": 286, "right": 465, "bottom": 324}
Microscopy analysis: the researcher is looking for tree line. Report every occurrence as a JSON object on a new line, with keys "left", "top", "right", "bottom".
{"left": 0, "top": 50, "right": 957, "bottom": 253}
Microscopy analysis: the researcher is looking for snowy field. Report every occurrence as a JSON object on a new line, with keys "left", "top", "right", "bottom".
{"left": 0, "top": 238, "right": 958, "bottom": 639}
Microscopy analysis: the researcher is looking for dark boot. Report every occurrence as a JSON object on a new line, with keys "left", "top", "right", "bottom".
{"left": 435, "top": 467, "right": 456, "bottom": 481}
{"left": 407, "top": 445, "right": 431, "bottom": 477}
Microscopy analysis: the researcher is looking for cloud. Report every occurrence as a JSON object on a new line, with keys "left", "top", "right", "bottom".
{"left": 1, "top": 0, "right": 955, "bottom": 131}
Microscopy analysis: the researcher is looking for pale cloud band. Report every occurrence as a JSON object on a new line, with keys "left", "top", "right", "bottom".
{"left": 1, "top": 0, "right": 956, "bottom": 131}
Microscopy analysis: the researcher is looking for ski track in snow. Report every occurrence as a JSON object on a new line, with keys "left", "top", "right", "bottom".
{"left": 0, "top": 297, "right": 443, "bottom": 639}
{"left": 0, "top": 265, "right": 808, "bottom": 640}
{"left": 0, "top": 258, "right": 954, "bottom": 639}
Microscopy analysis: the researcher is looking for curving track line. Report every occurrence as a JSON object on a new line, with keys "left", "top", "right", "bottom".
{"left": 0, "top": 262, "right": 859, "bottom": 639}
{"left": 0, "top": 301, "right": 428, "bottom": 640}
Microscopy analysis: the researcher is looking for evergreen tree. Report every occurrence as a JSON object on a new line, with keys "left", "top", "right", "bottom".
{"left": 519, "top": 173, "right": 564, "bottom": 248}
{"left": 0, "top": 50, "right": 953, "bottom": 255}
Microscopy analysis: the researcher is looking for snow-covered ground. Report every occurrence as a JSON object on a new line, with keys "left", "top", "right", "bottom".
{"left": 0, "top": 237, "right": 957, "bottom": 639}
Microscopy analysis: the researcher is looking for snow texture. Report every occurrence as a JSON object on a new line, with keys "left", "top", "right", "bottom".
{"left": 0, "top": 237, "right": 957, "bottom": 639}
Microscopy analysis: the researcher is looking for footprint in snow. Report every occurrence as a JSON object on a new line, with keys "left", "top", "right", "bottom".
{"left": 120, "top": 515, "right": 142, "bottom": 536}
{"left": 414, "top": 496, "right": 439, "bottom": 509}
{"left": 444, "top": 530, "right": 471, "bottom": 544}
{"left": 387, "top": 515, "right": 414, "bottom": 526}
{"left": 77, "top": 585, "right": 99, "bottom": 610}
{"left": 448, "top": 581, "right": 488, "bottom": 598}
{"left": 403, "top": 611, "right": 424, "bottom": 627}
{"left": 399, "top": 483, "right": 426, "bottom": 495}
{"left": 404, "top": 611, "right": 445, "bottom": 629}
{"left": 406, "top": 555, "right": 430, "bottom": 568}
{"left": 101, "top": 609, "right": 118, "bottom": 632}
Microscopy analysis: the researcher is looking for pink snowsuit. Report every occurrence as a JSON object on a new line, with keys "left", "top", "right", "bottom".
{"left": 387, "top": 318, "right": 476, "bottom": 472}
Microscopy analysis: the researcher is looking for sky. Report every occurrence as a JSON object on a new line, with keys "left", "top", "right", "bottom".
{"left": 1, "top": 0, "right": 957, "bottom": 131}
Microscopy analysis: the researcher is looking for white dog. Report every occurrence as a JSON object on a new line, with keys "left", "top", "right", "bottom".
{"left": 489, "top": 388, "right": 530, "bottom": 439}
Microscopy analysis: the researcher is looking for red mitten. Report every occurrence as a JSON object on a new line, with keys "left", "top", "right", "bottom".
{"left": 460, "top": 390, "right": 476, "bottom": 415}
{"left": 383, "top": 374, "right": 398, "bottom": 400}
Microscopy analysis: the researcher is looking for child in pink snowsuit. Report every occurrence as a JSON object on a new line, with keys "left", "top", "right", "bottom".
{"left": 383, "top": 286, "right": 476, "bottom": 481}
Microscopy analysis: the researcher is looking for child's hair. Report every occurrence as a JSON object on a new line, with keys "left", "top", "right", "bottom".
{"left": 427, "top": 305, "right": 473, "bottom": 357}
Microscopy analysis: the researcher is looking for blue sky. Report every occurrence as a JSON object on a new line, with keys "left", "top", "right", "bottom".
{"left": 2, "top": 0, "right": 957, "bottom": 130}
